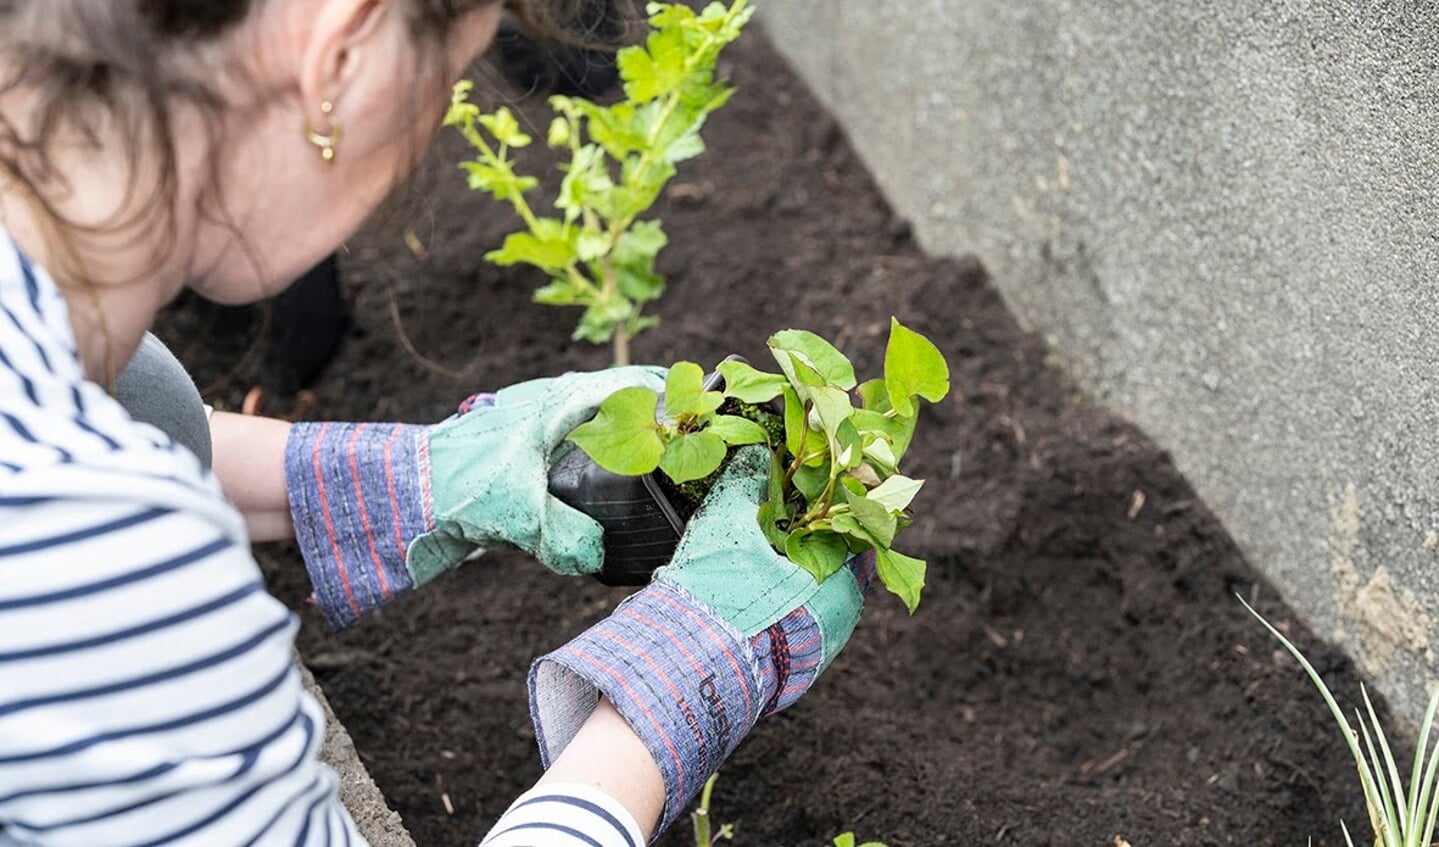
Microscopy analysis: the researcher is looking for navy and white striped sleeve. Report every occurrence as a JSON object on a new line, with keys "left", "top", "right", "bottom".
{"left": 0, "top": 496, "right": 364, "bottom": 847}
{"left": 481, "top": 784, "right": 645, "bottom": 847}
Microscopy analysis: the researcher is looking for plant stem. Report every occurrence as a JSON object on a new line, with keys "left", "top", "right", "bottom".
{"left": 613, "top": 326, "right": 631, "bottom": 367}
{"left": 692, "top": 774, "right": 722, "bottom": 847}
{"left": 783, "top": 402, "right": 813, "bottom": 487}
{"left": 460, "top": 123, "right": 545, "bottom": 233}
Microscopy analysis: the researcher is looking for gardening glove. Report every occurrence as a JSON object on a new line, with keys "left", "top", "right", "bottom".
{"left": 284, "top": 366, "right": 666, "bottom": 629}
{"left": 528, "top": 445, "right": 876, "bottom": 835}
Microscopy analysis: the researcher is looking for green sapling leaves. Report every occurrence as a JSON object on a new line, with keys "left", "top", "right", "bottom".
{"left": 448, "top": 1, "right": 754, "bottom": 366}
{"left": 567, "top": 319, "right": 951, "bottom": 613}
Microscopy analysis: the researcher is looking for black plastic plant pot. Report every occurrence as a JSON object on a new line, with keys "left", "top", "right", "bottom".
{"left": 547, "top": 446, "right": 687, "bottom": 586}
{"left": 546, "top": 357, "right": 744, "bottom": 587}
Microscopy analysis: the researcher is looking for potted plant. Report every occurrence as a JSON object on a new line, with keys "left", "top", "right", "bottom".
{"left": 556, "top": 319, "right": 949, "bottom": 612}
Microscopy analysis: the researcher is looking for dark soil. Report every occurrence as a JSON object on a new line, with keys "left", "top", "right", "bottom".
{"left": 159, "top": 19, "right": 1376, "bottom": 847}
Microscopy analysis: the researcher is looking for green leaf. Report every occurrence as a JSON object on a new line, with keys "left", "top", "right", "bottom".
{"left": 574, "top": 297, "right": 632, "bottom": 344}
{"left": 772, "top": 350, "right": 826, "bottom": 397}
{"left": 835, "top": 418, "right": 865, "bottom": 469}
{"left": 766, "top": 448, "right": 790, "bottom": 521}
{"left": 863, "top": 437, "right": 899, "bottom": 476}
{"left": 769, "top": 329, "right": 858, "bottom": 389}
{"left": 576, "top": 231, "right": 608, "bottom": 262}
{"left": 615, "top": 265, "right": 665, "bottom": 303}
{"left": 546, "top": 116, "right": 571, "bottom": 148}
{"left": 786, "top": 529, "right": 850, "bottom": 583}
{"left": 485, "top": 226, "right": 576, "bottom": 271}
{"left": 875, "top": 548, "right": 926, "bottom": 614}
{"left": 557, "top": 145, "right": 611, "bottom": 222}
{"left": 869, "top": 475, "right": 924, "bottom": 512}
{"left": 708, "top": 414, "right": 768, "bottom": 446}
{"left": 662, "top": 131, "right": 706, "bottom": 163}
{"left": 659, "top": 430, "right": 727, "bottom": 483}
{"left": 461, "top": 161, "right": 538, "bottom": 203}
{"left": 858, "top": 378, "right": 891, "bottom": 412}
{"left": 663, "top": 361, "right": 705, "bottom": 414}
{"left": 809, "top": 386, "right": 855, "bottom": 436}
{"left": 478, "top": 107, "right": 532, "bottom": 148}
{"left": 534, "top": 277, "right": 585, "bottom": 306}
{"left": 852, "top": 408, "right": 917, "bottom": 465}
{"left": 647, "top": 3, "right": 696, "bottom": 29}
{"left": 567, "top": 387, "right": 664, "bottom": 475}
{"left": 617, "top": 219, "right": 669, "bottom": 259}
{"left": 444, "top": 80, "right": 480, "bottom": 128}
{"left": 664, "top": 362, "right": 724, "bottom": 420}
{"left": 884, "top": 317, "right": 950, "bottom": 417}
{"left": 845, "top": 488, "right": 897, "bottom": 548}
{"left": 792, "top": 462, "right": 830, "bottom": 503}
{"left": 757, "top": 499, "right": 789, "bottom": 551}
{"left": 718, "top": 360, "right": 786, "bottom": 403}
{"left": 830, "top": 514, "right": 876, "bottom": 547}
{"left": 612, "top": 221, "right": 668, "bottom": 303}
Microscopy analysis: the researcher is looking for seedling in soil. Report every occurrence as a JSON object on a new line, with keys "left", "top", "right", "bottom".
{"left": 446, "top": 1, "right": 753, "bottom": 366}
{"left": 832, "top": 835, "right": 889, "bottom": 847}
{"left": 691, "top": 774, "right": 735, "bottom": 846}
{"left": 567, "top": 319, "right": 950, "bottom": 613}
{"left": 1242, "top": 596, "right": 1439, "bottom": 847}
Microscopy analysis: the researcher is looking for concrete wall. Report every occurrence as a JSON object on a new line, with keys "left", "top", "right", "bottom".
{"left": 758, "top": 1, "right": 1439, "bottom": 723}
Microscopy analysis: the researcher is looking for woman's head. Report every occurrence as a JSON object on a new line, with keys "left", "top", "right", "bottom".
{"left": 0, "top": 0, "right": 509, "bottom": 308}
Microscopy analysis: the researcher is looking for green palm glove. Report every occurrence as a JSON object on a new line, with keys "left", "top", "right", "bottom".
{"left": 657, "top": 444, "right": 868, "bottom": 665}
{"left": 286, "top": 366, "right": 665, "bottom": 629}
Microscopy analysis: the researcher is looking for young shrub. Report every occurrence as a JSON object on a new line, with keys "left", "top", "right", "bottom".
{"left": 446, "top": 1, "right": 754, "bottom": 365}
{"left": 567, "top": 318, "right": 950, "bottom": 613}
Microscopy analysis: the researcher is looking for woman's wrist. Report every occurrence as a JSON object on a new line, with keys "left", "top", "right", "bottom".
{"left": 537, "top": 697, "right": 665, "bottom": 841}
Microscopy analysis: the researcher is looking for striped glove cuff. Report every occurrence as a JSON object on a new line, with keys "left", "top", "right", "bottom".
{"left": 528, "top": 581, "right": 830, "bottom": 836}
{"left": 285, "top": 421, "right": 434, "bottom": 629}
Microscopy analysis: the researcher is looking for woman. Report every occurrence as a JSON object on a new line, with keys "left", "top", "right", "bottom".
{"left": 0, "top": 2, "right": 870, "bottom": 845}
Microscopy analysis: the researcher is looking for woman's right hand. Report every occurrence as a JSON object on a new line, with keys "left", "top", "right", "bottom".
{"left": 285, "top": 366, "right": 666, "bottom": 629}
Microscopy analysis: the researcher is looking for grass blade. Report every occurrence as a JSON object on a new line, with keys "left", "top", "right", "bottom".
{"left": 1238, "top": 596, "right": 1392, "bottom": 845}
{"left": 1417, "top": 686, "right": 1439, "bottom": 847}
{"left": 1356, "top": 711, "right": 1397, "bottom": 844}
{"left": 1404, "top": 683, "right": 1438, "bottom": 838}
{"left": 1360, "top": 687, "right": 1407, "bottom": 841}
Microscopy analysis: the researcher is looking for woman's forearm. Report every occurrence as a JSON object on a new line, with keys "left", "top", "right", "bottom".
{"left": 533, "top": 698, "right": 665, "bottom": 840}
{"left": 210, "top": 411, "right": 295, "bottom": 542}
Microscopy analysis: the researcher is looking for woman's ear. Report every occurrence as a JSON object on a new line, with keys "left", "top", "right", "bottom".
{"left": 297, "top": 0, "right": 392, "bottom": 125}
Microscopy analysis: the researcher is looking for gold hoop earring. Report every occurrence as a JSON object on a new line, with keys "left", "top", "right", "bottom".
{"left": 304, "top": 100, "right": 342, "bottom": 164}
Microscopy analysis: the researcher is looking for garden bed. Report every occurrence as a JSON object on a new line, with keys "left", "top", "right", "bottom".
{"left": 160, "top": 19, "right": 1372, "bottom": 847}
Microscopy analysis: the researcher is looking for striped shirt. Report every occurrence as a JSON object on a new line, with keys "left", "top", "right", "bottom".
{"left": 0, "top": 230, "right": 641, "bottom": 846}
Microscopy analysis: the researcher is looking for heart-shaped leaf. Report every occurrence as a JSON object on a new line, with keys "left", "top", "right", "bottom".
{"left": 708, "top": 414, "right": 769, "bottom": 446}
{"left": 769, "top": 329, "right": 857, "bottom": 389}
{"left": 885, "top": 318, "right": 950, "bottom": 417}
{"left": 786, "top": 529, "right": 850, "bottom": 583}
{"left": 875, "top": 547, "right": 926, "bottom": 614}
{"left": 868, "top": 475, "right": 924, "bottom": 513}
{"left": 659, "top": 429, "right": 727, "bottom": 483}
{"left": 567, "top": 387, "right": 664, "bottom": 475}
{"left": 718, "top": 360, "right": 787, "bottom": 403}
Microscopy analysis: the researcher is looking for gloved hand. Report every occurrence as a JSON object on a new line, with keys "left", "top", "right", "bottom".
{"left": 285, "top": 366, "right": 666, "bottom": 629}
{"left": 527, "top": 445, "right": 874, "bottom": 833}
